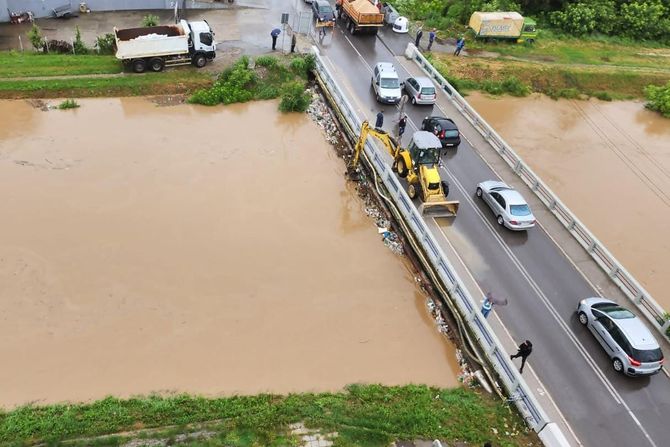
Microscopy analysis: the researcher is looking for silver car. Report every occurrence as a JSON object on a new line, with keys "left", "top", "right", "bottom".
{"left": 475, "top": 180, "right": 536, "bottom": 230}
{"left": 404, "top": 76, "right": 437, "bottom": 105}
{"left": 577, "top": 297, "right": 664, "bottom": 376}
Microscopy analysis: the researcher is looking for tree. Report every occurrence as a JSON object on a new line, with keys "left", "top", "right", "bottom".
{"left": 73, "top": 26, "right": 88, "bottom": 54}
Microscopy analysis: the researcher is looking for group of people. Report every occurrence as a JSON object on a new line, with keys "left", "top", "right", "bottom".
{"left": 270, "top": 28, "right": 299, "bottom": 52}
{"left": 415, "top": 27, "right": 466, "bottom": 56}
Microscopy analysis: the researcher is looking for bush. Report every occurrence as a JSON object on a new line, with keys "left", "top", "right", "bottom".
{"left": 27, "top": 23, "right": 44, "bottom": 50}
{"left": 95, "top": 33, "right": 116, "bottom": 54}
{"left": 189, "top": 57, "right": 256, "bottom": 106}
{"left": 289, "top": 54, "right": 315, "bottom": 78}
{"left": 44, "top": 39, "right": 73, "bottom": 54}
{"left": 255, "top": 55, "right": 278, "bottom": 68}
{"left": 644, "top": 81, "right": 670, "bottom": 117}
{"left": 142, "top": 14, "right": 159, "bottom": 27}
{"left": 279, "top": 81, "right": 311, "bottom": 112}
{"left": 501, "top": 76, "right": 530, "bottom": 96}
{"left": 58, "top": 99, "right": 80, "bottom": 109}
{"left": 73, "top": 26, "right": 88, "bottom": 54}
{"left": 592, "top": 91, "right": 613, "bottom": 101}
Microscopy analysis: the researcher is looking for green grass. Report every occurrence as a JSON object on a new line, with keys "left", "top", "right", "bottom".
{"left": 57, "top": 98, "right": 80, "bottom": 109}
{"left": 0, "top": 51, "right": 122, "bottom": 78}
{"left": 0, "top": 385, "right": 534, "bottom": 447}
{"left": 0, "top": 70, "right": 212, "bottom": 98}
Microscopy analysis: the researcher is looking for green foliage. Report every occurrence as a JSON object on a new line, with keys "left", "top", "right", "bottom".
{"left": 58, "top": 99, "right": 80, "bottom": 109}
{"left": 279, "top": 81, "right": 311, "bottom": 112}
{"left": 95, "top": 33, "right": 116, "bottom": 55}
{"left": 0, "top": 385, "right": 531, "bottom": 446}
{"left": 27, "top": 23, "right": 44, "bottom": 51}
{"left": 591, "top": 90, "right": 613, "bottom": 101}
{"left": 619, "top": 0, "right": 670, "bottom": 40}
{"left": 141, "top": 14, "right": 160, "bottom": 27}
{"left": 500, "top": 76, "right": 530, "bottom": 96}
{"left": 73, "top": 26, "right": 89, "bottom": 54}
{"left": 644, "top": 81, "right": 670, "bottom": 117}
{"left": 255, "top": 55, "right": 278, "bottom": 68}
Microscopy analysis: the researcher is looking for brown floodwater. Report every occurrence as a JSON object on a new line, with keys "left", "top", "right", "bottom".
{"left": 467, "top": 92, "right": 670, "bottom": 309}
{"left": 0, "top": 98, "right": 460, "bottom": 408}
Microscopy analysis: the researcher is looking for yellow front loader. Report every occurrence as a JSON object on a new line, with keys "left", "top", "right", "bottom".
{"left": 352, "top": 121, "right": 459, "bottom": 218}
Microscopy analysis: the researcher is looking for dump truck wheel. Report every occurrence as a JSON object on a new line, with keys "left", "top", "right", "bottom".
{"left": 132, "top": 59, "right": 146, "bottom": 73}
{"left": 396, "top": 158, "right": 409, "bottom": 178}
{"left": 441, "top": 181, "right": 449, "bottom": 197}
{"left": 192, "top": 53, "right": 207, "bottom": 68}
{"left": 149, "top": 57, "right": 165, "bottom": 72}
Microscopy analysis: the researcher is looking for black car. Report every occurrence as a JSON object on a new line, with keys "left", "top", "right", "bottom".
{"left": 421, "top": 116, "right": 461, "bottom": 148}
{"left": 312, "top": 0, "right": 335, "bottom": 22}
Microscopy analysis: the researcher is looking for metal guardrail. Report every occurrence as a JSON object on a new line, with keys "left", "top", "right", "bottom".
{"left": 310, "top": 47, "right": 569, "bottom": 444}
{"left": 406, "top": 44, "right": 670, "bottom": 341}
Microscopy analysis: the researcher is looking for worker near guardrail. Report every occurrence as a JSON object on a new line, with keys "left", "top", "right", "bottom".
{"left": 511, "top": 340, "right": 533, "bottom": 374}
{"left": 398, "top": 114, "right": 407, "bottom": 137}
{"left": 415, "top": 27, "right": 423, "bottom": 48}
{"left": 427, "top": 28, "right": 436, "bottom": 51}
{"left": 375, "top": 110, "right": 384, "bottom": 129}
{"left": 481, "top": 294, "right": 493, "bottom": 318}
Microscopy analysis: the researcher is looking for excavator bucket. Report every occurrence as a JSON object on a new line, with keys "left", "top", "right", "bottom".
{"left": 419, "top": 200, "right": 460, "bottom": 218}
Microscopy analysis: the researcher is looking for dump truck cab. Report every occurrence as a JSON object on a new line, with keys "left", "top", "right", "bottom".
{"left": 519, "top": 17, "right": 537, "bottom": 43}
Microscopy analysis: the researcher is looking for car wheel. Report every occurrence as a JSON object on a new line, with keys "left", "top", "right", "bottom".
{"left": 441, "top": 181, "right": 449, "bottom": 197}
{"left": 612, "top": 358, "right": 624, "bottom": 373}
{"left": 411, "top": 96, "right": 416, "bottom": 105}
{"left": 476, "top": 187, "right": 483, "bottom": 198}
{"left": 578, "top": 311, "right": 588, "bottom": 325}
{"left": 497, "top": 215, "right": 504, "bottom": 226}
{"left": 421, "top": 123, "right": 425, "bottom": 130}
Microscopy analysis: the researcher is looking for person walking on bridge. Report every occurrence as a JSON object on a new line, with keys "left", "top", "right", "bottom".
{"left": 375, "top": 110, "right": 384, "bottom": 129}
{"left": 398, "top": 114, "right": 407, "bottom": 137}
{"left": 510, "top": 340, "right": 532, "bottom": 374}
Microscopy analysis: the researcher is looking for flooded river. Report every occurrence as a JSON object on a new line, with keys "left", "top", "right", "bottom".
{"left": 468, "top": 93, "right": 670, "bottom": 309}
{"left": 0, "top": 98, "right": 459, "bottom": 408}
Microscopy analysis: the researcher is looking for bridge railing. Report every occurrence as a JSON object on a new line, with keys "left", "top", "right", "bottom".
{"left": 407, "top": 44, "right": 670, "bottom": 341}
{"left": 311, "top": 46, "right": 570, "bottom": 447}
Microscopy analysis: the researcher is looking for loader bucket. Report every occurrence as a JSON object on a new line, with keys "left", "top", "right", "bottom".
{"left": 419, "top": 200, "right": 460, "bottom": 218}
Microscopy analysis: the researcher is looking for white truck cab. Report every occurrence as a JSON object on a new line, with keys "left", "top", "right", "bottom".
{"left": 371, "top": 62, "right": 402, "bottom": 104}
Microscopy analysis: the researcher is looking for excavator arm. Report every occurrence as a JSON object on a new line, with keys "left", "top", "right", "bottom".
{"left": 352, "top": 121, "right": 401, "bottom": 168}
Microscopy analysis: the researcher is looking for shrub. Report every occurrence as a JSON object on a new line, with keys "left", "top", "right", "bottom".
{"left": 255, "top": 55, "right": 278, "bottom": 68}
{"left": 644, "top": 81, "right": 670, "bottom": 117}
{"left": 501, "top": 76, "right": 530, "bottom": 96}
{"left": 279, "top": 81, "right": 311, "bottom": 112}
{"left": 27, "top": 23, "right": 44, "bottom": 50}
{"left": 142, "top": 14, "right": 160, "bottom": 27}
{"left": 95, "top": 33, "right": 116, "bottom": 54}
{"left": 189, "top": 57, "right": 256, "bottom": 106}
{"left": 73, "top": 26, "right": 88, "bottom": 54}
{"left": 592, "top": 91, "right": 613, "bottom": 101}
{"left": 44, "top": 39, "right": 73, "bottom": 54}
{"left": 58, "top": 99, "right": 80, "bottom": 109}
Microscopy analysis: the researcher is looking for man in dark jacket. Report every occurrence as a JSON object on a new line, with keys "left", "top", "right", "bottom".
{"left": 415, "top": 27, "right": 423, "bottom": 48}
{"left": 398, "top": 114, "right": 407, "bottom": 137}
{"left": 427, "top": 28, "right": 436, "bottom": 51}
{"left": 375, "top": 110, "right": 384, "bottom": 129}
{"left": 290, "top": 32, "right": 297, "bottom": 53}
{"left": 271, "top": 28, "right": 281, "bottom": 50}
{"left": 510, "top": 340, "right": 533, "bottom": 373}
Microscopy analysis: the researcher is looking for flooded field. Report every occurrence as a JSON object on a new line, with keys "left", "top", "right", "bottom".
{"left": 0, "top": 98, "right": 459, "bottom": 408}
{"left": 468, "top": 92, "right": 670, "bottom": 309}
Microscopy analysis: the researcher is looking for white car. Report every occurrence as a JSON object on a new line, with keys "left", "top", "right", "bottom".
{"left": 476, "top": 180, "right": 536, "bottom": 230}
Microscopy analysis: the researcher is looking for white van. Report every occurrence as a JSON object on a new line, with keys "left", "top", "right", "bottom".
{"left": 371, "top": 62, "right": 402, "bottom": 104}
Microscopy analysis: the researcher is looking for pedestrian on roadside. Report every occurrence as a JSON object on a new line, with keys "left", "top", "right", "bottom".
{"left": 481, "top": 292, "right": 494, "bottom": 318}
{"left": 375, "top": 110, "right": 384, "bottom": 129}
{"left": 271, "top": 28, "right": 281, "bottom": 51}
{"left": 398, "top": 114, "right": 407, "bottom": 137}
{"left": 290, "top": 32, "right": 297, "bottom": 53}
{"left": 415, "top": 27, "right": 423, "bottom": 48}
{"left": 510, "top": 340, "right": 533, "bottom": 374}
{"left": 427, "top": 28, "right": 436, "bottom": 51}
{"left": 335, "top": 0, "right": 342, "bottom": 20}
{"left": 454, "top": 36, "right": 465, "bottom": 56}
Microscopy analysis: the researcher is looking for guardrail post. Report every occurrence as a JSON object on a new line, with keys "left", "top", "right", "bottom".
{"left": 609, "top": 266, "right": 619, "bottom": 278}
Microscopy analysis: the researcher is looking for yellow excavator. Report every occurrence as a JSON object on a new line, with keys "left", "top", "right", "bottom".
{"left": 352, "top": 121, "right": 459, "bottom": 217}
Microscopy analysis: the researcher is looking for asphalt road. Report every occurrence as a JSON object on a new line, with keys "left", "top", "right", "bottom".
{"left": 300, "top": 6, "right": 670, "bottom": 446}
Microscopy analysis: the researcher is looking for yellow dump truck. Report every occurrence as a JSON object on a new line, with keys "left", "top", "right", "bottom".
{"left": 468, "top": 11, "right": 537, "bottom": 43}
{"left": 340, "top": 0, "right": 384, "bottom": 35}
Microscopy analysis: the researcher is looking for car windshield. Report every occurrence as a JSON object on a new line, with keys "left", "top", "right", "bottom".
{"left": 509, "top": 204, "right": 531, "bottom": 216}
{"left": 632, "top": 347, "right": 663, "bottom": 363}
{"left": 421, "top": 87, "right": 436, "bottom": 95}
{"left": 600, "top": 305, "right": 636, "bottom": 319}
{"left": 444, "top": 130, "right": 459, "bottom": 138}
{"left": 412, "top": 148, "right": 440, "bottom": 165}
{"left": 319, "top": 5, "right": 331, "bottom": 13}
{"left": 380, "top": 78, "right": 399, "bottom": 89}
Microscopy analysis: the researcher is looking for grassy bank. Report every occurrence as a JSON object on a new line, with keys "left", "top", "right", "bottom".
{"left": 0, "top": 384, "right": 536, "bottom": 447}
{"left": 0, "top": 52, "right": 121, "bottom": 77}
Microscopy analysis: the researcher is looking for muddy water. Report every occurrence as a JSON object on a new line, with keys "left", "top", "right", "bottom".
{"left": 467, "top": 92, "right": 670, "bottom": 308}
{"left": 0, "top": 99, "right": 459, "bottom": 408}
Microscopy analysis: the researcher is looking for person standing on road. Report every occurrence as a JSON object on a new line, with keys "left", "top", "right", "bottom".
{"left": 290, "top": 32, "right": 297, "bottom": 53}
{"left": 375, "top": 110, "right": 384, "bottom": 129}
{"left": 481, "top": 293, "right": 494, "bottom": 318}
{"left": 427, "top": 28, "right": 436, "bottom": 51}
{"left": 415, "top": 27, "right": 423, "bottom": 48}
{"left": 271, "top": 28, "right": 281, "bottom": 51}
{"left": 510, "top": 340, "right": 533, "bottom": 373}
{"left": 398, "top": 114, "right": 407, "bottom": 137}
{"left": 454, "top": 36, "right": 465, "bottom": 56}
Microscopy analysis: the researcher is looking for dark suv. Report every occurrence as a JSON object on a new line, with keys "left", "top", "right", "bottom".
{"left": 312, "top": 0, "right": 335, "bottom": 23}
{"left": 421, "top": 116, "right": 461, "bottom": 149}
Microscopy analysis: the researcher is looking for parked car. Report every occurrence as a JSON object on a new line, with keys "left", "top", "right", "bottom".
{"left": 403, "top": 76, "right": 437, "bottom": 105}
{"left": 421, "top": 116, "right": 460, "bottom": 148}
{"left": 577, "top": 297, "right": 664, "bottom": 376}
{"left": 312, "top": 0, "right": 335, "bottom": 22}
{"left": 371, "top": 62, "right": 402, "bottom": 104}
{"left": 475, "top": 180, "right": 536, "bottom": 230}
